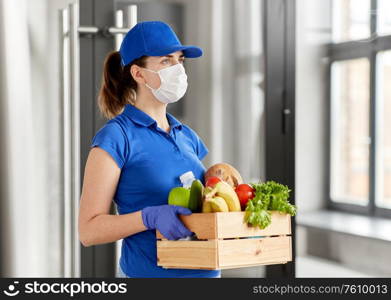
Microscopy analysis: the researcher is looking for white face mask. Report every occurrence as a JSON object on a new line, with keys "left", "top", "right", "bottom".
{"left": 143, "top": 63, "right": 188, "bottom": 104}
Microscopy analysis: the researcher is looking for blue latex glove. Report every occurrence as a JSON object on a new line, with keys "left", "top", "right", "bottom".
{"left": 141, "top": 205, "right": 193, "bottom": 240}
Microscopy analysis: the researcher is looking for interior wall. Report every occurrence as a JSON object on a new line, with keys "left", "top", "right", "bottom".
{"left": 295, "top": 0, "right": 331, "bottom": 214}
{"left": 0, "top": 0, "right": 44, "bottom": 277}
{"left": 295, "top": 0, "right": 331, "bottom": 257}
{"left": 0, "top": 0, "right": 73, "bottom": 277}
{"left": 0, "top": 0, "right": 10, "bottom": 277}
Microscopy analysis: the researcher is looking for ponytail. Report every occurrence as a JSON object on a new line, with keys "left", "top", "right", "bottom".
{"left": 98, "top": 51, "right": 147, "bottom": 119}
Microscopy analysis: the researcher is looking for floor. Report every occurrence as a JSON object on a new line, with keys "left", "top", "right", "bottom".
{"left": 296, "top": 255, "right": 382, "bottom": 277}
{"left": 221, "top": 255, "right": 378, "bottom": 278}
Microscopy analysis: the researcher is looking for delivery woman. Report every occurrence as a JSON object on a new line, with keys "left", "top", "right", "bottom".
{"left": 78, "top": 21, "right": 221, "bottom": 278}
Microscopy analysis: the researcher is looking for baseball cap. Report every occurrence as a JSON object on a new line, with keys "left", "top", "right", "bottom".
{"left": 119, "top": 21, "right": 203, "bottom": 66}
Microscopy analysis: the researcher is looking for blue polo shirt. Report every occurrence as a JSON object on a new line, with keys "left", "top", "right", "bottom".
{"left": 90, "top": 103, "right": 221, "bottom": 278}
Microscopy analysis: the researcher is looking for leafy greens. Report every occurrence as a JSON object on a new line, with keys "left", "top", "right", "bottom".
{"left": 244, "top": 181, "right": 297, "bottom": 229}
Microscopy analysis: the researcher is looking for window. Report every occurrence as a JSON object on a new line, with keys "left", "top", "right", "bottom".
{"left": 330, "top": 58, "right": 370, "bottom": 206}
{"left": 377, "top": 0, "right": 391, "bottom": 36}
{"left": 376, "top": 51, "right": 391, "bottom": 209}
{"left": 332, "top": 0, "right": 371, "bottom": 42}
{"left": 329, "top": 0, "right": 391, "bottom": 217}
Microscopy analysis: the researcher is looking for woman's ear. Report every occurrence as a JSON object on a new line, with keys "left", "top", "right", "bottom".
{"left": 130, "top": 65, "right": 146, "bottom": 85}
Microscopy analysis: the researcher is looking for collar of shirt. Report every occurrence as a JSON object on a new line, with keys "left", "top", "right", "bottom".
{"left": 123, "top": 103, "right": 183, "bottom": 131}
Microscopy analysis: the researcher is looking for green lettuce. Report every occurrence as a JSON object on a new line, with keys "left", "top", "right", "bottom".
{"left": 244, "top": 181, "right": 296, "bottom": 229}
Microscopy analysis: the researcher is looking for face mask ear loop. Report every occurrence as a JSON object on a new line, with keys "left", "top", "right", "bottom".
{"left": 145, "top": 82, "right": 154, "bottom": 90}
{"left": 143, "top": 67, "right": 161, "bottom": 92}
{"left": 142, "top": 67, "right": 159, "bottom": 74}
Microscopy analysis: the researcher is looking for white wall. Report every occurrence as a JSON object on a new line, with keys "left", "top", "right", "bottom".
{"left": 295, "top": 0, "right": 332, "bottom": 258}
{"left": 296, "top": 0, "right": 332, "bottom": 214}
{"left": 0, "top": 0, "right": 74, "bottom": 277}
{"left": 0, "top": 0, "right": 46, "bottom": 277}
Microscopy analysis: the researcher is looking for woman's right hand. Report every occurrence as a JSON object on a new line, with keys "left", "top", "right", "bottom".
{"left": 141, "top": 205, "right": 193, "bottom": 240}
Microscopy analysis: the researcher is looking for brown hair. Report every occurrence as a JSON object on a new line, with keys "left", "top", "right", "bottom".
{"left": 98, "top": 51, "right": 147, "bottom": 119}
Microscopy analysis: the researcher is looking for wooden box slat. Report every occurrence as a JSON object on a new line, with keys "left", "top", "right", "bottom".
{"left": 157, "top": 237, "right": 292, "bottom": 270}
{"left": 157, "top": 240, "right": 218, "bottom": 270}
{"left": 156, "top": 211, "right": 291, "bottom": 240}
{"left": 215, "top": 211, "right": 291, "bottom": 238}
{"left": 218, "top": 236, "right": 292, "bottom": 268}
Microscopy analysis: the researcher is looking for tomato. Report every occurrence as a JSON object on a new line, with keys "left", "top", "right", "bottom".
{"left": 205, "top": 176, "right": 222, "bottom": 188}
{"left": 235, "top": 184, "right": 255, "bottom": 209}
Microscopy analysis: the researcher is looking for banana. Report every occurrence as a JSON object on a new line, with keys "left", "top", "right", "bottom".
{"left": 203, "top": 186, "right": 214, "bottom": 198}
{"left": 202, "top": 186, "right": 214, "bottom": 206}
{"left": 214, "top": 181, "right": 241, "bottom": 212}
{"left": 204, "top": 186, "right": 217, "bottom": 199}
{"left": 209, "top": 196, "right": 229, "bottom": 212}
{"left": 202, "top": 199, "right": 213, "bottom": 213}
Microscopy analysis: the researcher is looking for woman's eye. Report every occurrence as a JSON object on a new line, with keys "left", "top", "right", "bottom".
{"left": 161, "top": 59, "right": 169, "bottom": 64}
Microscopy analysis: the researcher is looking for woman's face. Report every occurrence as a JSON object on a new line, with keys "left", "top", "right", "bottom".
{"left": 141, "top": 50, "right": 185, "bottom": 89}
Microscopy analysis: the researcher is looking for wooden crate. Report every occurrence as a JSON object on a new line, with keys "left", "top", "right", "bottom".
{"left": 156, "top": 211, "right": 292, "bottom": 270}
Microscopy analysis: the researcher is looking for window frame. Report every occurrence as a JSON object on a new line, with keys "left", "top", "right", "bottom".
{"left": 327, "top": 0, "right": 391, "bottom": 218}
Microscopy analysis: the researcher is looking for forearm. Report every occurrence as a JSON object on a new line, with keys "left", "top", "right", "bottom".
{"left": 79, "top": 210, "right": 147, "bottom": 247}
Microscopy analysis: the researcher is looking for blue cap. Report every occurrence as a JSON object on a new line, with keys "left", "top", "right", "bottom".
{"left": 119, "top": 21, "right": 203, "bottom": 66}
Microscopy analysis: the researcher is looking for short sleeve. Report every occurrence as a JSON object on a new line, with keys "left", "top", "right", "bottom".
{"left": 90, "top": 122, "right": 128, "bottom": 169}
{"left": 182, "top": 124, "right": 210, "bottom": 161}
{"left": 193, "top": 132, "right": 209, "bottom": 161}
